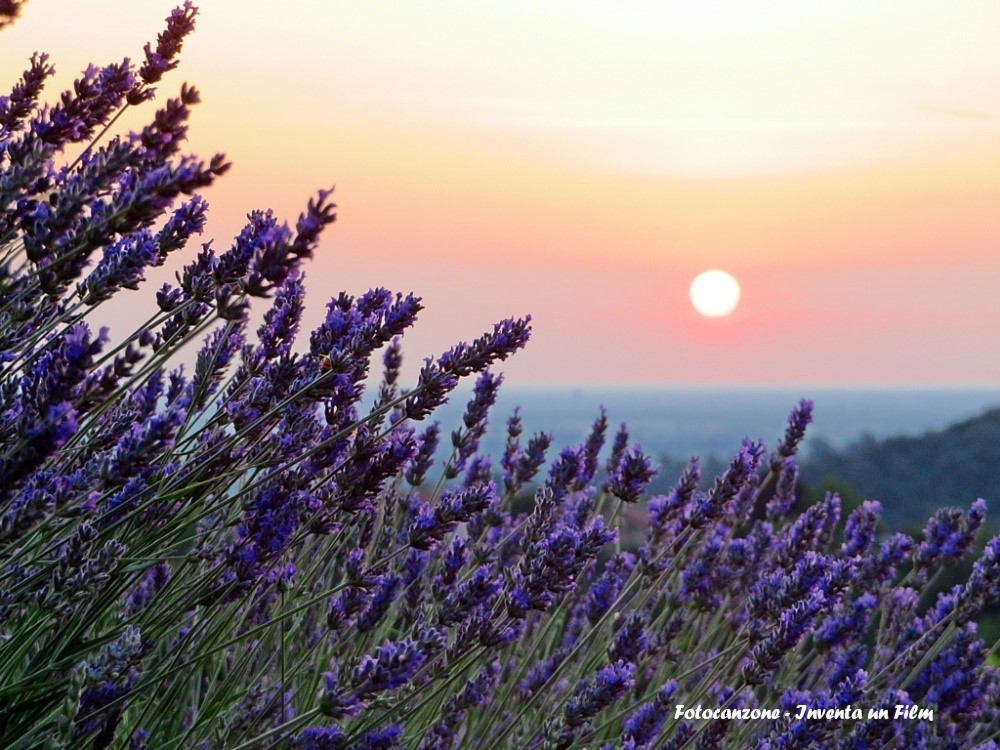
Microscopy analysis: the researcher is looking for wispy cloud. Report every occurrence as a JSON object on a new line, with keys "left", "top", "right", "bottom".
{"left": 918, "top": 105, "right": 990, "bottom": 121}
{"left": 421, "top": 97, "right": 937, "bottom": 133}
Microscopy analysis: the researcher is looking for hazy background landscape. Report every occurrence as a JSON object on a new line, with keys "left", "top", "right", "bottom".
{"left": 433, "top": 386, "right": 1000, "bottom": 461}
{"left": 431, "top": 386, "right": 1000, "bottom": 526}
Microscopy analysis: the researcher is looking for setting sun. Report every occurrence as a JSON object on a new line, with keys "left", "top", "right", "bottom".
{"left": 689, "top": 270, "right": 741, "bottom": 318}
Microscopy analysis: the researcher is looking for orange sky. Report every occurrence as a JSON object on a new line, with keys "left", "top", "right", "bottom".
{"left": 4, "top": 1, "right": 1000, "bottom": 384}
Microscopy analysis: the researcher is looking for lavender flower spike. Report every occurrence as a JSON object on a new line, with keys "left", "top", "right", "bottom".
{"left": 137, "top": 2, "right": 198, "bottom": 88}
{"left": 772, "top": 398, "right": 814, "bottom": 470}
{"left": 564, "top": 660, "right": 635, "bottom": 727}
{"left": 605, "top": 444, "right": 657, "bottom": 503}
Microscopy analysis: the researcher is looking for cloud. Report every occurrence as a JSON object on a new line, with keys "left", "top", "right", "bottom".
{"left": 918, "top": 105, "right": 990, "bottom": 121}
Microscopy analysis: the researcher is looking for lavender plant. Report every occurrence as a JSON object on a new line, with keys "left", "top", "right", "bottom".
{"left": 2, "top": 5, "right": 1000, "bottom": 750}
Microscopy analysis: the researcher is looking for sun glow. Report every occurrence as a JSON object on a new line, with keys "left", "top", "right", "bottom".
{"left": 689, "top": 270, "right": 741, "bottom": 317}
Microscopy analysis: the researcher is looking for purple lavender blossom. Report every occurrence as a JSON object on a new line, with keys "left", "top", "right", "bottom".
{"left": 575, "top": 407, "right": 608, "bottom": 490}
{"left": 499, "top": 408, "right": 523, "bottom": 484}
{"left": 124, "top": 562, "right": 171, "bottom": 616}
{"left": 371, "top": 337, "right": 405, "bottom": 429}
{"left": 765, "top": 669, "right": 867, "bottom": 748}
{"left": 437, "top": 316, "right": 532, "bottom": 377}
{"left": 678, "top": 524, "right": 730, "bottom": 611}
{"left": 507, "top": 517, "right": 615, "bottom": 618}
{"left": 915, "top": 498, "right": 988, "bottom": 569}
{"left": 293, "top": 725, "right": 345, "bottom": 749}
{"left": 72, "top": 625, "right": 145, "bottom": 740}
{"left": 646, "top": 458, "right": 700, "bottom": 550}
{"left": 0, "top": 52, "right": 54, "bottom": 136}
{"left": 9, "top": 321, "right": 106, "bottom": 424}
{"left": 327, "top": 586, "right": 369, "bottom": 632}
{"left": 128, "top": 728, "right": 150, "bottom": 750}
{"left": 907, "top": 623, "right": 988, "bottom": 732}
{"left": 433, "top": 537, "right": 468, "bottom": 596}
{"left": 133, "top": 84, "right": 202, "bottom": 161}
{"left": 418, "top": 662, "right": 499, "bottom": 750}
{"left": 137, "top": 2, "right": 198, "bottom": 87}
{"left": 814, "top": 592, "right": 877, "bottom": 649}
{"left": 563, "top": 660, "right": 635, "bottom": 727}
{"left": 0, "top": 477, "right": 56, "bottom": 544}
{"left": 744, "top": 589, "right": 827, "bottom": 685}
{"left": 382, "top": 336, "right": 403, "bottom": 389}
{"left": 31, "top": 60, "right": 135, "bottom": 147}
{"left": 446, "top": 369, "right": 502, "bottom": 479}
{"left": 547, "top": 446, "right": 587, "bottom": 499}
{"left": 324, "top": 426, "right": 415, "bottom": 517}
{"left": 604, "top": 423, "right": 629, "bottom": 477}
{"left": 746, "top": 551, "right": 850, "bottom": 634}
{"left": 773, "top": 491, "right": 841, "bottom": 568}
{"left": 351, "top": 640, "right": 424, "bottom": 696}
{"left": 309, "top": 288, "right": 422, "bottom": 360}
{"left": 764, "top": 456, "right": 798, "bottom": 521}
{"left": 772, "top": 398, "right": 813, "bottom": 469}
{"left": 462, "top": 454, "right": 492, "bottom": 489}
{"left": 437, "top": 565, "right": 500, "bottom": 626}
{"left": 686, "top": 438, "right": 764, "bottom": 528}
{"left": 962, "top": 536, "right": 1000, "bottom": 613}
{"left": 256, "top": 271, "right": 305, "bottom": 361}
{"left": 289, "top": 187, "right": 337, "bottom": 260}
{"left": 586, "top": 552, "right": 636, "bottom": 624}
{"left": 356, "top": 724, "right": 405, "bottom": 750}
{"left": 841, "top": 500, "right": 883, "bottom": 557}
{"left": 407, "top": 483, "right": 494, "bottom": 551}
{"left": 860, "top": 531, "right": 914, "bottom": 587}
{"left": 519, "top": 647, "right": 571, "bottom": 701}
{"left": 604, "top": 444, "right": 657, "bottom": 504}
{"left": 221, "top": 479, "right": 305, "bottom": 596}
{"left": 357, "top": 574, "right": 401, "bottom": 632}
{"left": 608, "top": 611, "right": 649, "bottom": 664}
{"left": 839, "top": 689, "right": 920, "bottom": 749}
{"left": 510, "top": 431, "right": 553, "bottom": 494}
{"left": 319, "top": 638, "right": 425, "bottom": 717}
{"left": 0, "top": 2, "right": 24, "bottom": 31}
{"left": 405, "top": 422, "right": 441, "bottom": 487}
{"left": 622, "top": 701, "right": 665, "bottom": 749}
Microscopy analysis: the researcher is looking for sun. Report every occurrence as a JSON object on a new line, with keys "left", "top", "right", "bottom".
{"left": 689, "top": 270, "right": 741, "bottom": 317}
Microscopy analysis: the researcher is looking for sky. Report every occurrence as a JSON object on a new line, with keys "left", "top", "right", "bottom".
{"left": 4, "top": 1, "right": 1000, "bottom": 386}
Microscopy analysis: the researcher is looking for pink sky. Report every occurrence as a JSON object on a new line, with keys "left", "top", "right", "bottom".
{"left": 5, "top": 1, "right": 1000, "bottom": 385}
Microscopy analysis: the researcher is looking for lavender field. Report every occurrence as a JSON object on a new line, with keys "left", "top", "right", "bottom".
{"left": 2, "top": 3, "right": 1000, "bottom": 749}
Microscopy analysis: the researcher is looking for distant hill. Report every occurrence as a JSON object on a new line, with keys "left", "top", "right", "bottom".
{"left": 800, "top": 407, "right": 1000, "bottom": 529}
